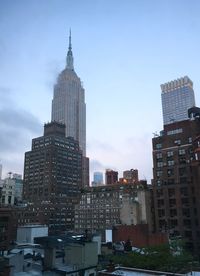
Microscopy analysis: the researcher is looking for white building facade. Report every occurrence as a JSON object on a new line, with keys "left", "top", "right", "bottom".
{"left": 51, "top": 32, "right": 86, "bottom": 156}
{"left": 161, "top": 76, "right": 195, "bottom": 125}
{"left": 0, "top": 173, "right": 23, "bottom": 205}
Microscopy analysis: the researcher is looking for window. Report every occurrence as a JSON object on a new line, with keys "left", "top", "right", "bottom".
{"left": 8, "top": 196, "right": 12, "bottom": 204}
{"left": 183, "top": 219, "right": 191, "bottom": 227}
{"left": 157, "top": 199, "right": 164, "bottom": 208}
{"left": 158, "top": 209, "right": 165, "bottom": 217}
{"left": 170, "top": 219, "right": 178, "bottom": 227}
{"left": 167, "top": 151, "right": 174, "bottom": 157}
{"left": 159, "top": 219, "right": 166, "bottom": 229}
{"left": 157, "top": 170, "right": 163, "bottom": 177}
{"left": 179, "top": 149, "right": 186, "bottom": 155}
{"left": 156, "top": 152, "right": 162, "bottom": 159}
{"left": 179, "top": 167, "right": 186, "bottom": 176}
{"left": 170, "top": 209, "right": 177, "bottom": 217}
{"left": 180, "top": 177, "right": 187, "bottom": 185}
{"left": 168, "top": 188, "right": 175, "bottom": 197}
{"left": 181, "top": 198, "right": 189, "bottom": 205}
{"left": 180, "top": 187, "right": 188, "bottom": 196}
{"left": 167, "top": 168, "right": 174, "bottom": 176}
{"left": 157, "top": 189, "right": 163, "bottom": 197}
{"left": 167, "top": 179, "right": 174, "bottom": 185}
{"left": 182, "top": 208, "right": 190, "bottom": 217}
{"left": 179, "top": 157, "right": 186, "bottom": 164}
{"left": 167, "top": 128, "right": 183, "bottom": 136}
{"left": 169, "top": 198, "right": 176, "bottom": 207}
{"left": 174, "top": 140, "right": 181, "bottom": 145}
{"left": 156, "top": 143, "right": 162, "bottom": 149}
{"left": 168, "top": 160, "right": 174, "bottom": 166}
{"left": 184, "top": 231, "right": 192, "bottom": 238}
{"left": 157, "top": 162, "right": 163, "bottom": 168}
{"left": 157, "top": 180, "right": 162, "bottom": 186}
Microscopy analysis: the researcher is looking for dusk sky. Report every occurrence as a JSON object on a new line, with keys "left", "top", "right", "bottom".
{"left": 1, "top": 0, "right": 200, "bottom": 182}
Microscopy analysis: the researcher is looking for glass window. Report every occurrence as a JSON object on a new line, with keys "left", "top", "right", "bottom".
{"left": 167, "top": 151, "right": 174, "bottom": 157}
{"left": 174, "top": 140, "right": 181, "bottom": 145}
{"left": 157, "top": 170, "right": 163, "bottom": 177}
{"left": 157, "top": 162, "right": 163, "bottom": 168}
{"left": 179, "top": 149, "right": 186, "bottom": 155}
{"left": 168, "top": 160, "right": 174, "bottom": 166}
{"left": 156, "top": 152, "right": 162, "bottom": 159}
{"left": 156, "top": 143, "right": 162, "bottom": 149}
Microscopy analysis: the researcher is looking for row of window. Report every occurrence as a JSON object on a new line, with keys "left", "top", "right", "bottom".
{"left": 155, "top": 137, "right": 192, "bottom": 149}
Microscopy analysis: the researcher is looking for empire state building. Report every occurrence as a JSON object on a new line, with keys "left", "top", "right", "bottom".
{"left": 51, "top": 32, "right": 86, "bottom": 156}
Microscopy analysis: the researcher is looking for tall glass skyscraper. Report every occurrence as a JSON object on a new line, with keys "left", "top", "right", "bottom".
{"left": 161, "top": 76, "right": 195, "bottom": 125}
{"left": 51, "top": 32, "right": 86, "bottom": 155}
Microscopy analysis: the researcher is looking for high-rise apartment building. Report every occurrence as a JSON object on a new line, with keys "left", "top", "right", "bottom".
{"left": 161, "top": 76, "right": 195, "bottom": 125}
{"left": 123, "top": 169, "right": 138, "bottom": 183}
{"left": 51, "top": 32, "right": 86, "bottom": 156}
{"left": 23, "top": 122, "right": 83, "bottom": 233}
{"left": 105, "top": 169, "right": 118, "bottom": 185}
{"left": 152, "top": 76, "right": 200, "bottom": 253}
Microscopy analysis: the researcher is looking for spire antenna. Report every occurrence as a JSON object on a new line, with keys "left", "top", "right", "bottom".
{"left": 66, "top": 28, "right": 74, "bottom": 70}
{"left": 69, "top": 28, "right": 72, "bottom": 49}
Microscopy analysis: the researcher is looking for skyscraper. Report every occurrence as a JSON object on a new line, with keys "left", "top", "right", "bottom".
{"left": 161, "top": 76, "right": 195, "bottom": 125}
{"left": 105, "top": 169, "right": 118, "bottom": 185}
{"left": 123, "top": 169, "right": 138, "bottom": 183}
{"left": 51, "top": 31, "right": 86, "bottom": 156}
{"left": 152, "top": 76, "right": 200, "bottom": 253}
{"left": 91, "top": 171, "right": 103, "bottom": 186}
{"left": 23, "top": 122, "right": 83, "bottom": 233}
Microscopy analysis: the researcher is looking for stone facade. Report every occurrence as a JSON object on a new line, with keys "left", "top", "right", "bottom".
{"left": 74, "top": 182, "right": 150, "bottom": 240}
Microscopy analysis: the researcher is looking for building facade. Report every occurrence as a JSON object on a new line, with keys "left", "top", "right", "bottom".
{"left": 74, "top": 181, "right": 150, "bottom": 239}
{"left": 0, "top": 208, "right": 17, "bottom": 252}
{"left": 161, "top": 76, "right": 195, "bottom": 125}
{"left": 123, "top": 169, "right": 139, "bottom": 183}
{"left": 105, "top": 169, "right": 118, "bottom": 185}
{"left": 92, "top": 172, "right": 103, "bottom": 186}
{"left": 23, "top": 121, "right": 83, "bottom": 234}
{"left": 51, "top": 32, "right": 86, "bottom": 156}
{"left": 152, "top": 110, "right": 200, "bottom": 252}
{"left": 0, "top": 173, "right": 23, "bottom": 205}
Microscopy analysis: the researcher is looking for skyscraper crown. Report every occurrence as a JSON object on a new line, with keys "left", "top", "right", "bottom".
{"left": 66, "top": 29, "right": 74, "bottom": 70}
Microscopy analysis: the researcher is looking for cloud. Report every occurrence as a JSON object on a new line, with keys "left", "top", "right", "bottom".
{"left": 0, "top": 87, "right": 42, "bottom": 176}
{"left": 88, "top": 134, "right": 153, "bottom": 184}
{"left": 90, "top": 159, "right": 105, "bottom": 172}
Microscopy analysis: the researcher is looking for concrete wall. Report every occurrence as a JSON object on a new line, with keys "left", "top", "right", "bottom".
{"left": 5, "top": 250, "right": 24, "bottom": 276}
{"left": 120, "top": 194, "right": 139, "bottom": 225}
{"left": 17, "top": 225, "right": 48, "bottom": 243}
{"left": 65, "top": 242, "right": 98, "bottom": 269}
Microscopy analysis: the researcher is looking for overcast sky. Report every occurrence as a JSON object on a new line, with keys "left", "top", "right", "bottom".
{"left": 1, "top": 0, "right": 200, "bottom": 182}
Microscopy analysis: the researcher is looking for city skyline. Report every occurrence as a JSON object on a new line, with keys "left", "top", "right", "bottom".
{"left": 1, "top": 1, "right": 200, "bottom": 182}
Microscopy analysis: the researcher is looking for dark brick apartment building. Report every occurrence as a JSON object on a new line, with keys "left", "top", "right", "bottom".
{"left": 152, "top": 107, "right": 200, "bottom": 253}
{"left": 22, "top": 121, "right": 83, "bottom": 234}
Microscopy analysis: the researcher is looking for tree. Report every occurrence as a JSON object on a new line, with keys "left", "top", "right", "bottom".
{"left": 111, "top": 243, "right": 197, "bottom": 273}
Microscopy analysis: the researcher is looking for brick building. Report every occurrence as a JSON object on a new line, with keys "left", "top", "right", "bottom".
{"left": 23, "top": 121, "right": 83, "bottom": 234}
{"left": 123, "top": 169, "right": 139, "bottom": 183}
{"left": 105, "top": 170, "right": 118, "bottom": 185}
{"left": 0, "top": 208, "right": 17, "bottom": 252}
{"left": 113, "top": 224, "right": 168, "bottom": 248}
{"left": 152, "top": 108, "right": 200, "bottom": 252}
{"left": 74, "top": 181, "right": 150, "bottom": 240}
